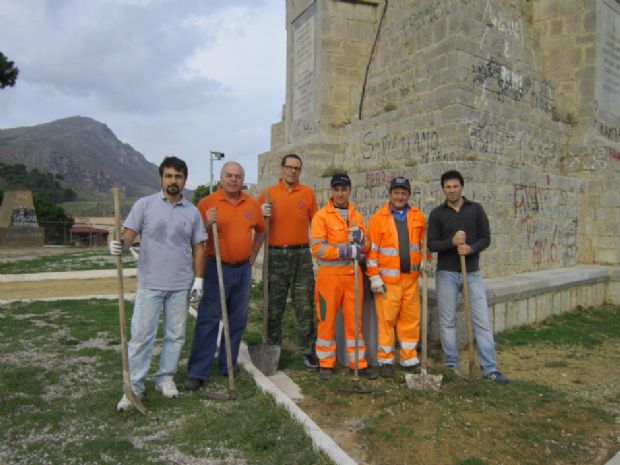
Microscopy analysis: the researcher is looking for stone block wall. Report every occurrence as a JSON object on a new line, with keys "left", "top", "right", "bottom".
{"left": 258, "top": 0, "right": 620, "bottom": 279}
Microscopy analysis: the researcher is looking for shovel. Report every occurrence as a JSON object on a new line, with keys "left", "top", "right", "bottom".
{"left": 342, "top": 221, "right": 373, "bottom": 394}
{"left": 112, "top": 187, "right": 146, "bottom": 414}
{"left": 405, "top": 227, "right": 443, "bottom": 391}
{"left": 460, "top": 254, "right": 477, "bottom": 381}
{"left": 248, "top": 192, "right": 281, "bottom": 375}
{"left": 203, "top": 223, "right": 239, "bottom": 401}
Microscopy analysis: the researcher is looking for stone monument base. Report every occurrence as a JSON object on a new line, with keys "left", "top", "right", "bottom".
{"left": 0, "top": 227, "right": 45, "bottom": 247}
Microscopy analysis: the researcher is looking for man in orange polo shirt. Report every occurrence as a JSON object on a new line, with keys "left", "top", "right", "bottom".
{"left": 187, "top": 161, "right": 265, "bottom": 390}
{"left": 259, "top": 154, "right": 319, "bottom": 370}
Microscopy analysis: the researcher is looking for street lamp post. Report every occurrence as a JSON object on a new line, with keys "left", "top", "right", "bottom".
{"left": 209, "top": 151, "right": 225, "bottom": 194}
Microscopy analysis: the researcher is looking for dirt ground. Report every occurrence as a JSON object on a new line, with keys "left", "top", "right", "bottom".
{"left": 2, "top": 247, "right": 619, "bottom": 465}
{"left": 0, "top": 277, "right": 137, "bottom": 300}
{"left": 296, "top": 338, "right": 620, "bottom": 465}
{"left": 0, "top": 246, "right": 136, "bottom": 301}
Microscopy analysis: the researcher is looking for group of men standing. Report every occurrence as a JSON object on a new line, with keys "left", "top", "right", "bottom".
{"left": 110, "top": 154, "right": 507, "bottom": 411}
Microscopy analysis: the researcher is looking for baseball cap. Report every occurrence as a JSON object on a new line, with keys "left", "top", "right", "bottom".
{"left": 330, "top": 173, "right": 351, "bottom": 188}
{"left": 390, "top": 176, "right": 411, "bottom": 193}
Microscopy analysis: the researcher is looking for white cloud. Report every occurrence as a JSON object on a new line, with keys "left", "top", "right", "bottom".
{"left": 0, "top": 0, "right": 285, "bottom": 184}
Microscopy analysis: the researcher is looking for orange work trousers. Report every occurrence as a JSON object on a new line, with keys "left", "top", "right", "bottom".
{"left": 314, "top": 270, "right": 368, "bottom": 369}
{"left": 374, "top": 272, "right": 420, "bottom": 367}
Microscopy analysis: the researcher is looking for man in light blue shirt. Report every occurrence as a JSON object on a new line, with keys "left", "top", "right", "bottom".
{"left": 110, "top": 156, "right": 207, "bottom": 410}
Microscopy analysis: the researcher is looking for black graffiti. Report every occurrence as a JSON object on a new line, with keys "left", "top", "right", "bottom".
{"left": 11, "top": 208, "right": 38, "bottom": 228}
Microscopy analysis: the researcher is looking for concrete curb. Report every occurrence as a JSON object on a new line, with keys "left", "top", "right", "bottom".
{"left": 0, "top": 269, "right": 137, "bottom": 283}
{"left": 607, "top": 451, "right": 620, "bottom": 465}
{"left": 238, "top": 343, "right": 358, "bottom": 465}
{"left": 0, "top": 294, "right": 135, "bottom": 305}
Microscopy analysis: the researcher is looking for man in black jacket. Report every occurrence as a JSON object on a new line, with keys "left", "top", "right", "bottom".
{"left": 427, "top": 170, "right": 509, "bottom": 384}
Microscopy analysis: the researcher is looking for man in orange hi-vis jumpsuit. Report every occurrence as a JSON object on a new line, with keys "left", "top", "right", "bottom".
{"left": 310, "top": 173, "right": 378, "bottom": 380}
{"left": 366, "top": 176, "right": 427, "bottom": 378}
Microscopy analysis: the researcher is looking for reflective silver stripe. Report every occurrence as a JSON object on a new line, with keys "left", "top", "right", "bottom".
{"left": 317, "top": 259, "right": 352, "bottom": 267}
{"left": 317, "top": 244, "right": 328, "bottom": 258}
{"left": 310, "top": 238, "right": 325, "bottom": 245}
{"left": 345, "top": 338, "right": 366, "bottom": 347}
{"left": 400, "top": 357, "right": 420, "bottom": 367}
{"left": 410, "top": 264, "right": 420, "bottom": 272}
{"left": 378, "top": 344, "right": 394, "bottom": 353}
{"left": 348, "top": 349, "right": 366, "bottom": 361}
{"left": 367, "top": 259, "right": 379, "bottom": 267}
{"left": 317, "top": 351, "right": 336, "bottom": 359}
{"left": 371, "top": 243, "right": 379, "bottom": 251}
{"left": 409, "top": 244, "right": 420, "bottom": 252}
{"left": 380, "top": 268, "right": 399, "bottom": 277}
{"left": 379, "top": 247, "right": 398, "bottom": 256}
{"left": 316, "top": 338, "right": 335, "bottom": 347}
{"left": 377, "top": 359, "right": 394, "bottom": 364}
{"left": 400, "top": 341, "right": 418, "bottom": 349}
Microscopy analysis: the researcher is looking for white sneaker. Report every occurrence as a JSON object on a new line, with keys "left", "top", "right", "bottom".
{"left": 116, "top": 392, "right": 142, "bottom": 411}
{"left": 155, "top": 379, "right": 179, "bottom": 398}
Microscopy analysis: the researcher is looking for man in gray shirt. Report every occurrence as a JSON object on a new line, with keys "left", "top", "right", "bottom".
{"left": 110, "top": 156, "right": 207, "bottom": 410}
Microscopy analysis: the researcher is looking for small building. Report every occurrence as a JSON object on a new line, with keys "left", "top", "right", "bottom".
{"left": 69, "top": 225, "right": 109, "bottom": 247}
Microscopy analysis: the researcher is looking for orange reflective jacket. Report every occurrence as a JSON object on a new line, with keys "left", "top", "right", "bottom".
{"left": 366, "top": 203, "right": 426, "bottom": 283}
{"left": 310, "top": 198, "right": 369, "bottom": 275}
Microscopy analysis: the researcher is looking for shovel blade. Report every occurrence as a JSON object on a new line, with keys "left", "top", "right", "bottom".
{"left": 405, "top": 370, "right": 443, "bottom": 391}
{"left": 123, "top": 387, "right": 147, "bottom": 415}
{"left": 248, "top": 343, "right": 281, "bottom": 376}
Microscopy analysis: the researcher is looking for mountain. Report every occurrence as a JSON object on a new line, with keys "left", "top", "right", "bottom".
{"left": 0, "top": 116, "right": 160, "bottom": 197}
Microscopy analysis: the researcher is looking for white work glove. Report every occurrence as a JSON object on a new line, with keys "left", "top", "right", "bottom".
{"left": 129, "top": 246, "right": 140, "bottom": 261}
{"left": 261, "top": 202, "right": 272, "bottom": 217}
{"left": 369, "top": 274, "right": 386, "bottom": 295}
{"left": 338, "top": 244, "right": 361, "bottom": 260}
{"left": 190, "top": 277, "right": 204, "bottom": 305}
{"left": 348, "top": 226, "right": 364, "bottom": 245}
{"left": 109, "top": 240, "right": 123, "bottom": 256}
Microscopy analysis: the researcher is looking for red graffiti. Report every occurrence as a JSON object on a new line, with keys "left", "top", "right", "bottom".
{"left": 610, "top": 148, "right": 620, "bottom": 162}
{"left": 532, "top": 239, "right": 557, "bottom": 265}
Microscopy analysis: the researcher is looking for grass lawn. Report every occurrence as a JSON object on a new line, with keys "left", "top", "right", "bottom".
{"left": 245, "top": 301, "right": 620, "bottom": 465}
{"left": 0, "top": 250, "right": 136, "bottom": 274}
{"left": 0, "top": 299, "right": 333, "bottom": 465}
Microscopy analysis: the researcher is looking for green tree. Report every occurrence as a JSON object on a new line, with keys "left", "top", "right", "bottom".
{"left": 0, "top": 162, "right": 77, "bottom": 202}
{"left": 33, "top": 194, "right": 74, "bottom": 244}
{"left": 192, "top": 183, "right": 219, "bottom": 205}
{"left": 0, "top": 51, "right": 19, "bottom": 89}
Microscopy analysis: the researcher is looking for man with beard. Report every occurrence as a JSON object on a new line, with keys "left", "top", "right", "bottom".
{"left": 187, "top": 161, "right": 265, "bottom": 390}
{"left": 110, "top": 156, "right": 207, "bottom": 410}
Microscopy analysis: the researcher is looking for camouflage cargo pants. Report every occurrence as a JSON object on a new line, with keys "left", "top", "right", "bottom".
{"left": 267, "top": 247, "right": 316, "bottom": 356}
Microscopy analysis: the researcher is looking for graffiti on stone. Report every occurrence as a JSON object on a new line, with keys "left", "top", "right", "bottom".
{"left": 471, "top": 59, "right": 554, "bottom": 113}
{"left": 563, "top": 147, "right": 619, "bottom": 172}
{"left": 468, "top": 121, "right": 559, "bottom": 169}
{"left": 401, "top": 0, "right": 448, "bottom": 37}
{"left": 11, "top": 208, "right": 38, "bottom": 228}
{"left": 290, "top": 119, "right": 320, "bottom": 139}
{"left": 360, "top": 129, "right": 440, "bottom": 160}
{"left": 483, "top": 4, "right": 522, "bottom": 38}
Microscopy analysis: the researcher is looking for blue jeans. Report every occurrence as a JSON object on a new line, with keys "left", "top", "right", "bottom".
{"left": 436, "top": 270, "right": 497, "bottom": 376}
{"left": 128, "top": 288, "right": 190, "bottom": 394}
{"left": 187, "top": 259, "right": 251, "bottom": 381}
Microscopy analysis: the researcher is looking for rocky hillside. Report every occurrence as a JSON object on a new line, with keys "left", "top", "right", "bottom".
{"left": 0, "top": 116, "right": 160, "bottom": 197}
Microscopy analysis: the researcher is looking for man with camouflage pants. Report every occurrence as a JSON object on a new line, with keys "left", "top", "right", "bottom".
{"left": 259, "top": 154, "right": 319, "bottom": 370}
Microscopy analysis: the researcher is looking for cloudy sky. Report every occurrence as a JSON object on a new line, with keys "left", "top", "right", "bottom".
{"left": 0, "top": 0, "right": 286, "bottom": 186}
